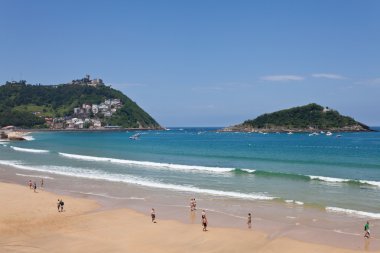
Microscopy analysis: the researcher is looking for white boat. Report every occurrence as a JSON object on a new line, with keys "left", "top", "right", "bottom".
{"left": 287, "top": 132, "right": 293, "bottom": 135}
{"left": 129, "top": 133, "right": 141, "bottom": 140}
{"left": 326, "top": 131, "right": 333, "bottom": 136}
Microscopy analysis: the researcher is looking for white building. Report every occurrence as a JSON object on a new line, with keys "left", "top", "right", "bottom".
{"left": 92, "top": 105, "right": 99, "bottom": 114}
{"left": 104, "top": 111, "right": 112, "bottom": 117}
{"left": 74, "top": 108, "right": 81, "bottom": 114}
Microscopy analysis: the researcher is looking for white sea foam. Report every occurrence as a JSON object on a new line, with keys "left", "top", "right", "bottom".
{"left": 2, "top": 160, "right": 274, "bottom": 201}
{"left": 58, "top": 152, "right": 237, "bottom": 173}
{"left": 67, "top": 191, "right": 145, "bottom": 200}
{"left": 240, "top": 169, "right": 256, "bottom": 173}
{"left": 16, "top": 173, "right": 54, "bottom": 179}
{"left": 284, "top": 200, "right": 304, "bottom": 205}
{"left": 309, "top": 175, "right": 380, "bottom": 187}
{"left": 11, "top": 146, "right": 49, "bottom": 153}
{"left": 359, "top": 180, "right": 380, "bottom": 187}
{"left": 308, "top": 175, "right": 350, "bottom": 183}
{"left": 23, "top": 136, "right": 35, "bottom": 141}
{"left": 326, "top": 207, "right": 380, "bottom": 219}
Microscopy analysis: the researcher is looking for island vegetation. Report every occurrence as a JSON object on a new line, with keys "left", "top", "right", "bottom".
{"left": 223, "top": 103, "right": 371, "bottom": 132}
{"left": 0, "top": 77, "right": 161, "bottom": 129}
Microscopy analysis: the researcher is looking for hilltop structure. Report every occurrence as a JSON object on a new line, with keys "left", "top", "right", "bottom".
{"left": 71, "top": 74, "right": 104, "bottom": 87}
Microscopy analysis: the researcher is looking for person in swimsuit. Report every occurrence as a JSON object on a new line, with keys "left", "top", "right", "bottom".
{"left": 247, "top": 213, "right": 252, "bottom": 229}
{"left": 201, "top": 210, "right": 208, "bottom": 231}
{"left": 60, "top": 199, "right": 64, "bottom": 212}
{"left": 29, "top": 180, "right": 32, "bottom": 189}
{"left": 151, "top": 208, "right": 156, "bottom": 223}
{"left": 57, "top": 199, "right": 61, "bottom": 212}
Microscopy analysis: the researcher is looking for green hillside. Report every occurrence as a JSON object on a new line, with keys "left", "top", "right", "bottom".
{"left": 0, "top": 80, "right": 161, "bottom": 129}
{"left": 230, "top": 103, "right": 370, "bottom": 132}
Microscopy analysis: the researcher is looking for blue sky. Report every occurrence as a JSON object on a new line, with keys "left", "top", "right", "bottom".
{"left": 1, "top": 0, "right": 379, "bottom": 126}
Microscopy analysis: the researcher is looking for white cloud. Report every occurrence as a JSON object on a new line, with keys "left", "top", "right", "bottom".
{"left": 370, "top": 78, "right": 380, "bottom": 85}
{"left": 260, "top": 75, "right": 304, "bottom": 81}
{"left": 311, "top": 73, "right": 347, "bottom": 80}
{"left": 356, "top": 78, "right": 380, "bottom": 86}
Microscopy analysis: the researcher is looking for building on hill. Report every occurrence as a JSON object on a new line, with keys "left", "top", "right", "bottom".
{"left": 71, "top": 75, "right": 104, "bottom": 87}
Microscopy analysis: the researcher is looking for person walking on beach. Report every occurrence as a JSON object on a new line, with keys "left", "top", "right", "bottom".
{"left": 60, "top": 199, "right": 64, "bottom": 212}
{"left": 190, "top": 198, "right": 194, "bottom": 211}
{"left": 364, "top": 221, "right": 370, "bottom": 238}
{"left": 28, "top": 180, "right": 32, "bottom": 189}
{"left": 247, "top": 213, "right": 252, "bottom": 229}
{"left": 33, "top": 182, "right": 37, "bottom": 193}
{"left": 201, "top": 210, "right": 207, "bottom": 230}
{"left": 193, "top": 198, "right": 197, "bottom": 210}
{"left": 57, "top": 199, "right": 61, "bottom": 212}
{"left": 201, "top": 210, "right": 208, "bottom": 231}
{"left": 151, "top": 208, "right": 156, "bottom": 223}
{"left": 40, "top": 178, "right": 44, "bottom": 188}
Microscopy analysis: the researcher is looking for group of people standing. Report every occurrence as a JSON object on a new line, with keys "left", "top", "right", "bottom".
{"left": 190, "top": 198, "right": 197, "bottom": 211}
{"left": 28, "top": 179, "right": 44, "bottom": 193}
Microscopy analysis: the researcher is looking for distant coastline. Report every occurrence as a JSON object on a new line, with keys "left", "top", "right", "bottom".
{"left": 17, "top": 127, "right": 165, "bottom": 133}
{"left": 219, "top": 126, "right": 375, "bottom": 133}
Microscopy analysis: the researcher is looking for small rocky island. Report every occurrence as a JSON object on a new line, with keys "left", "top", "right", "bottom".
{"left": 222, "top": 103, "right": 372, "bottom": 133}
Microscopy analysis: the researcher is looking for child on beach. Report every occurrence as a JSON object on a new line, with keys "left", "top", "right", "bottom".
{"left": 247, "top": 213, "right": 252, "bottom": 229}
{"left": 57, "top": 199, "right": 61, "bottom": 212}
{"left": 364, "top": 221, "right": 370, "bottom": 238}
{"left": 151, "top": 208, "right": 156, "bottom": 223}
{"left": 28, "top": 180, "right": 32, "bottom": 189}
{"left": 33, "top": 182, "right": 37, "bottom": 193}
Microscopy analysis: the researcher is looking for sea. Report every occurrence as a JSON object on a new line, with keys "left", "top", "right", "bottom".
{"left": 1, "top": 127, "right": 380, "bottom": 244}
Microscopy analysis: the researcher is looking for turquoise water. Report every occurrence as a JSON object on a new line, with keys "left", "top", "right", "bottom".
{"left": 1, "top": 127, "right": 380, "bottom": 217}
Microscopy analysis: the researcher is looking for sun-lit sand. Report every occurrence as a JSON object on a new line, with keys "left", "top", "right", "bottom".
{"left": 0, "top": 182, "right": 377, "bottom": 253}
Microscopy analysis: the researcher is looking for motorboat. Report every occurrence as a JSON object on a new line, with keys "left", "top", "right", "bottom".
{"left": 129, "top": 133, "right": 141, "bottom": 140}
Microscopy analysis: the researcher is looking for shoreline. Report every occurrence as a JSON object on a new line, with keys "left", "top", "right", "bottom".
{"left": 1, "top": 180, "right": 378, "bottom": 253}
{"left": 1, "top": 165, "right": 379, "bottom": 252}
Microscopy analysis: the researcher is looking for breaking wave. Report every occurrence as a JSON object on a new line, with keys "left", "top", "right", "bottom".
{"left": 1, "top": 160, "right": 274, "bottom": 201}
{"left": 326, "top": 207, "right": 380, "bottom": 219}
{"left": 11, "top": 146, "right": 49, "bottom": 153}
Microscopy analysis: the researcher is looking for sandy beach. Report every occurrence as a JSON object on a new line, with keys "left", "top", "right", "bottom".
{"left": 0, "top": 181, "right": 378, "bottom": 253}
